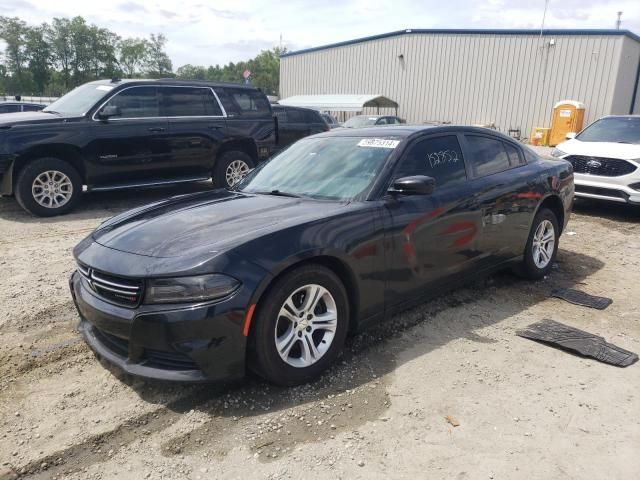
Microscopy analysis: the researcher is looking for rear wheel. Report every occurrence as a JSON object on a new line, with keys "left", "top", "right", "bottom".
{"left": 15, "top": 157, "right": 82, "bottom": 217}
{"left": 250, "top": 265, "right": 349, "bottom": 386}
{"left": 213, "top": 151, "right": 254, "bottom": 188}
{"left": 518, "top": 208, "right": 559, "bottom": 279}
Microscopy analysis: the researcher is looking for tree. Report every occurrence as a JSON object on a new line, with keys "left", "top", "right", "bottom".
{"left": 176, "top": 64, "right": 207, "bottom": 80}
{"left": 49, "top": 17, "right": 73, "bottom": 88}
{"left": 25, "top": 24, "right": 52, "bottom": 94}
{"left": 145, "top": 33, "right": 172, "bottom": 78}
{"left": 0, "top": 16, "right": 30, "bottom": 91}
{"left": 119, "top": 37, "right": 150, "bottom": 77}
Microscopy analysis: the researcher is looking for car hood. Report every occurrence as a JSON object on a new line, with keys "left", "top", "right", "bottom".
{"left": 557, "top": 139, "right": 640, "bottom": 160}
{"left": 92, "top": 190, "right": 344, "bottom": 258}
{"left": 0, "top": 111, "right": 77, "bottom": 126}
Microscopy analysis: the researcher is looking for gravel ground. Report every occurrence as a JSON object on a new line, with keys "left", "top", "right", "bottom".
{"left": 1, "top": 179, "right": 639, "bottom": 480}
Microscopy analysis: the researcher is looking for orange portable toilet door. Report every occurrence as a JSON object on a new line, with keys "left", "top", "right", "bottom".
{"left": 549, "top": 100, "right": 585, "bottom": 146}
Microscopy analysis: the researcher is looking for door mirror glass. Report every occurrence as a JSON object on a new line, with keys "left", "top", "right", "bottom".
{"left": 97, "top": 105, "right": 121, "bottom": 119}
{"left": 565, "top": 132, "right": 576, "bottom": 140}
{"left": 389, "top": 176, "right": 436, "bottom": 195}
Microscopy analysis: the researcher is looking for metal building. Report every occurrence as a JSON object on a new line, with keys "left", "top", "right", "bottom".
{"left": 280, "top": 29, "right": 640, "bottom": 139}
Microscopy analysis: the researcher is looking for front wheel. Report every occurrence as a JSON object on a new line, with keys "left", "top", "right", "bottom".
{"left": 213, "top": 151, "right": 254, "bottom": 188}
{"left": 249, "top": 265, "right": 349, "bottom": 386}
{"left": 15, "top": 157, "right": 82, "bottom": 217}
{"left": 518, "top": 208, "right": 559, "bottom": 280}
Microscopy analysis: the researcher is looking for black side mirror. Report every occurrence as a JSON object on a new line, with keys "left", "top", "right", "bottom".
{"left": 388, "top": 175, "right": 436, "bottom": 195}
{"left": 97, "top": 105, "right": 121, "bottom": 119}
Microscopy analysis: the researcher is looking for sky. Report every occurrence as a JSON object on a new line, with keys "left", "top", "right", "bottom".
{"left": 1, "top": 0, "right": 639, "bottom": 68}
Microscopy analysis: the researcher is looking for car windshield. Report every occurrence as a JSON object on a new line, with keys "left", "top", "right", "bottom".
{"left": 576, "top": 117, "right": 640, "bottom": 144}
{"left": 237, "top": 136, "right": 399, "bottom": 200}
{"left": 343, "top": 115, "right": 378, "bottom": 128}
{"left": 43, "top": 83, "right": 114, "bottom": 116}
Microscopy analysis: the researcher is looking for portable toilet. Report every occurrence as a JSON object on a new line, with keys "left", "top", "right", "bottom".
{"left": 549, "top": 100, "right": 585, "bottom": 146}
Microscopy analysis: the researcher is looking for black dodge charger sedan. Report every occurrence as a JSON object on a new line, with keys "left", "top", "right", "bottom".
{"left": 70, "top": 126, "right": 573, "bottom": 385}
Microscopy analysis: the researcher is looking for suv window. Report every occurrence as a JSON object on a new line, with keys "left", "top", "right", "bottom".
{"left": 23, "top": 104, "right": 44, "bottom": 112}
{"left": 160, "top": 87, "right": 222, "bottom": 117}
{"left": 103, "top": 86, "right": 159, "bottom": 118}
{"left": 305, "top": 110, "right": 322, "bottom": 124}
{"left": 0, "top": 104, "right": 21, "bottom": 113}
{"left": 465, "top": 135, "right": 511, "bottom": 177}
{"left": 287, "top": 109, "right": 305, "bottom": 123}
{"left": 393, "top": 135, "right": 467, "bottom": 189}
{"left": 217, "top": 87, "right": 270, "bottom": 117}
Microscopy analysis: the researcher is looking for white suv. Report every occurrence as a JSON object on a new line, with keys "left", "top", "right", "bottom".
{"left": 551, "top": 115, "right": 640, "bottom": 205}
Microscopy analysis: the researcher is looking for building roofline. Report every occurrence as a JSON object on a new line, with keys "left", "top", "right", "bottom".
{"left": 281, "top": 28, "right": 640, "bottom": 58}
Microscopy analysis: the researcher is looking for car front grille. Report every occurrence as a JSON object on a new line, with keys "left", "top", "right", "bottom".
{"left": 77, "top": 263, "right": 143, "bottom": 307}
{"left": 565, "top": 155, "right": 637, "bottom": 177}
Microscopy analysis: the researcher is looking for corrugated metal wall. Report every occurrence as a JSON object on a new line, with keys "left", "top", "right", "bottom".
{"left": 281, "top": 32, "right": 636, "bottom": 138}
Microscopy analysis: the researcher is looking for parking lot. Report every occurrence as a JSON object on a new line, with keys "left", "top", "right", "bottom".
{"left": 0, "top": 169, "right": 639, "bottom": 479}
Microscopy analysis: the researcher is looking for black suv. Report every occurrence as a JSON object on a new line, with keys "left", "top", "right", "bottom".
{"left": 0, "top": 79, "right": 275, "bottom": 216}
{"left": 272, "top": 105, "right": 329, "bottom": 149}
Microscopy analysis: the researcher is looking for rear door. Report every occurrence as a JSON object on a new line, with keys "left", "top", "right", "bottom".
{"left": 160, "top": 86, "right": 226, "bottom": 179}
{"left": 85, "top": 86, "right": 171, "bottom": 187}
{"left": 461, "top": 134, "right": 534, "bottom": 263}
{"left": 382, "top": 133, "right": 482, "bottom": 309}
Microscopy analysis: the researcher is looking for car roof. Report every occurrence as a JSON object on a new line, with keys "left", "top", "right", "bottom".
{"left": 271, "top": 104, "right": 318, "bottom": 113}
{"left": 0, "top": 101, "right": 44, "bottom": 106}
{"left": 315, "top": 124, "right": 523, "bottom": 141}
{"left": 88, "top": 78, "right": 262, "bottom": 90}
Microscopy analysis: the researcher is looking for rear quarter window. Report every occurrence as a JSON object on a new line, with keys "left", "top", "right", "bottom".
{"left": 217, "top": 87, "right": 270, "bottom": 117}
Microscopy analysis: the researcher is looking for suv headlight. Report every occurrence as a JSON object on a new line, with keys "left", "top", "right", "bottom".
{"left": 145, "top": 274, "right": 240, "bottom": 304}
{"left": 551, "top": 148, "right": 567, "bottom": 158}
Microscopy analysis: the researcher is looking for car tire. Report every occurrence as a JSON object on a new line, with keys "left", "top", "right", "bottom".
{"left": 15, "top": 157, "right": 82, "bottom": 217}
{"left": 213, "top": 151, "right": 254, "bottom": 189}
{"left": 518, "top": 208, "right": 559, "bottom": 280}
{"left": 249, "top": 265, "right": 349, "bottom": 386}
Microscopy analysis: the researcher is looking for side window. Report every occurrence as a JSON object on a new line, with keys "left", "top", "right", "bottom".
{"left": 273, "top": 108, "right": 287, "bottom": 122}
{"left": 503, "top": 142, "right": 524, "bottom": 166}
{"left": 160, "top": 87, "right": 222, "bottom": 117}
{"left": 376, "top": 117, "right": 388, "bottom": 125}
{"left": 305, "top": 110, "right": 322, "bottom": 124}
{"left": 286, "top": 109, "right": 305, "bottom": 123}
{"left": 221, "top": 88, "right": 270, "bottom": 117}
{"left": 103, "top": 86, "right": 159, "bottom": 118}
{"left": 393, "top": 135, "right": 467, "bottom": 189}
{"left": 465, "top": 135, "right": 511, "bottom": 177}
{"left": 23, "top": 104, "right": 44, "bottom": 112}
{"left": 0, "top": 104, "right": 20, "bottom": 113}
{"left": 390, "top": 117, "right": 401, "bottom": 124}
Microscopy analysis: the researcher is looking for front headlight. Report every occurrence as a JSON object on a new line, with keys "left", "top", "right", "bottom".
{"left": 144, "top": 274, "right": 240, "bottom": 304}
{"left": 551, "top": 148, "right": 567, "bottom": 158}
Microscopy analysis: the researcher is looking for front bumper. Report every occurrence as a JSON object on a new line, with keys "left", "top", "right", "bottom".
{"left": 573, "top": 172, "right": 640, "bottom": 205}
{"left": 70, "top": 271, "right": 250, "bottom": 382}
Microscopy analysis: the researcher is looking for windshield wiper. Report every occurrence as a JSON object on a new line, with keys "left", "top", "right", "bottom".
{"left": 254, "top": 190, "right": 302, "bottom": 198}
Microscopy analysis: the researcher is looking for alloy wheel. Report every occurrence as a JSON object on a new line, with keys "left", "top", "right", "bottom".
{"left": 31, "top": 170, "right": 73, "bottom": 208}
{"left": 532, "top": 219, "right": 555, "bottom": 269}
{"left": 274, "top": 284, "right": 338, "bottom": 368}
{"left": 225, "top": 160, "right": 250, "bottom": 186}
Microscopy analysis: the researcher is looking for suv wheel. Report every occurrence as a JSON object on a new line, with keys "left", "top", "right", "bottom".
{"left": 214, "top": 151, "right": 254, "bottom": 188}
{"left": 517, "top": 208, "right": 559, "bottom": 280}
{"left": 249, "top": 265, "right": 349, "bottom": 386}
{"left": 15, "top": 157, "right": 82, "bottom": 217}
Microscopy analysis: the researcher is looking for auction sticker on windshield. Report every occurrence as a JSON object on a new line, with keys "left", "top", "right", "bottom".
{"left": 357, "top": 138, "right": 400, "bottom": 149}
{"left": 96, "top": 85, "right": 114, "bottom": 91}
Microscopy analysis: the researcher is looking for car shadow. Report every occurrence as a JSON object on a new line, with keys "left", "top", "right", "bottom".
{"left": 573, "top": 198, "right": 640, "bottom": 224}
{"left": 0, "top": 181, "right": 217, "bottom": 224}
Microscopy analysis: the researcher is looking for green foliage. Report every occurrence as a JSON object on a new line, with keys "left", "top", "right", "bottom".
{"left": 176, "top": 47, "right": 286, "bottom": 96}
{"left": 0, "top": 15, "right": 284, "bottom": 97}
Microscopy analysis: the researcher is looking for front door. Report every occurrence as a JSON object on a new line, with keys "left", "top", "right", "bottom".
{"left": 85, "top": 86, "right": 171, "bottom": 187}
{"left": 160, "top": 86, "right": 227, "bottom": 179}
{"left": 383, "top": 133, "right": 482, "bottom": 310}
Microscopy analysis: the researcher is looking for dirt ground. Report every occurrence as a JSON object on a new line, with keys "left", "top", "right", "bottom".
{"left": 1, "top": 181, "right": 639, "bottom": 480}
